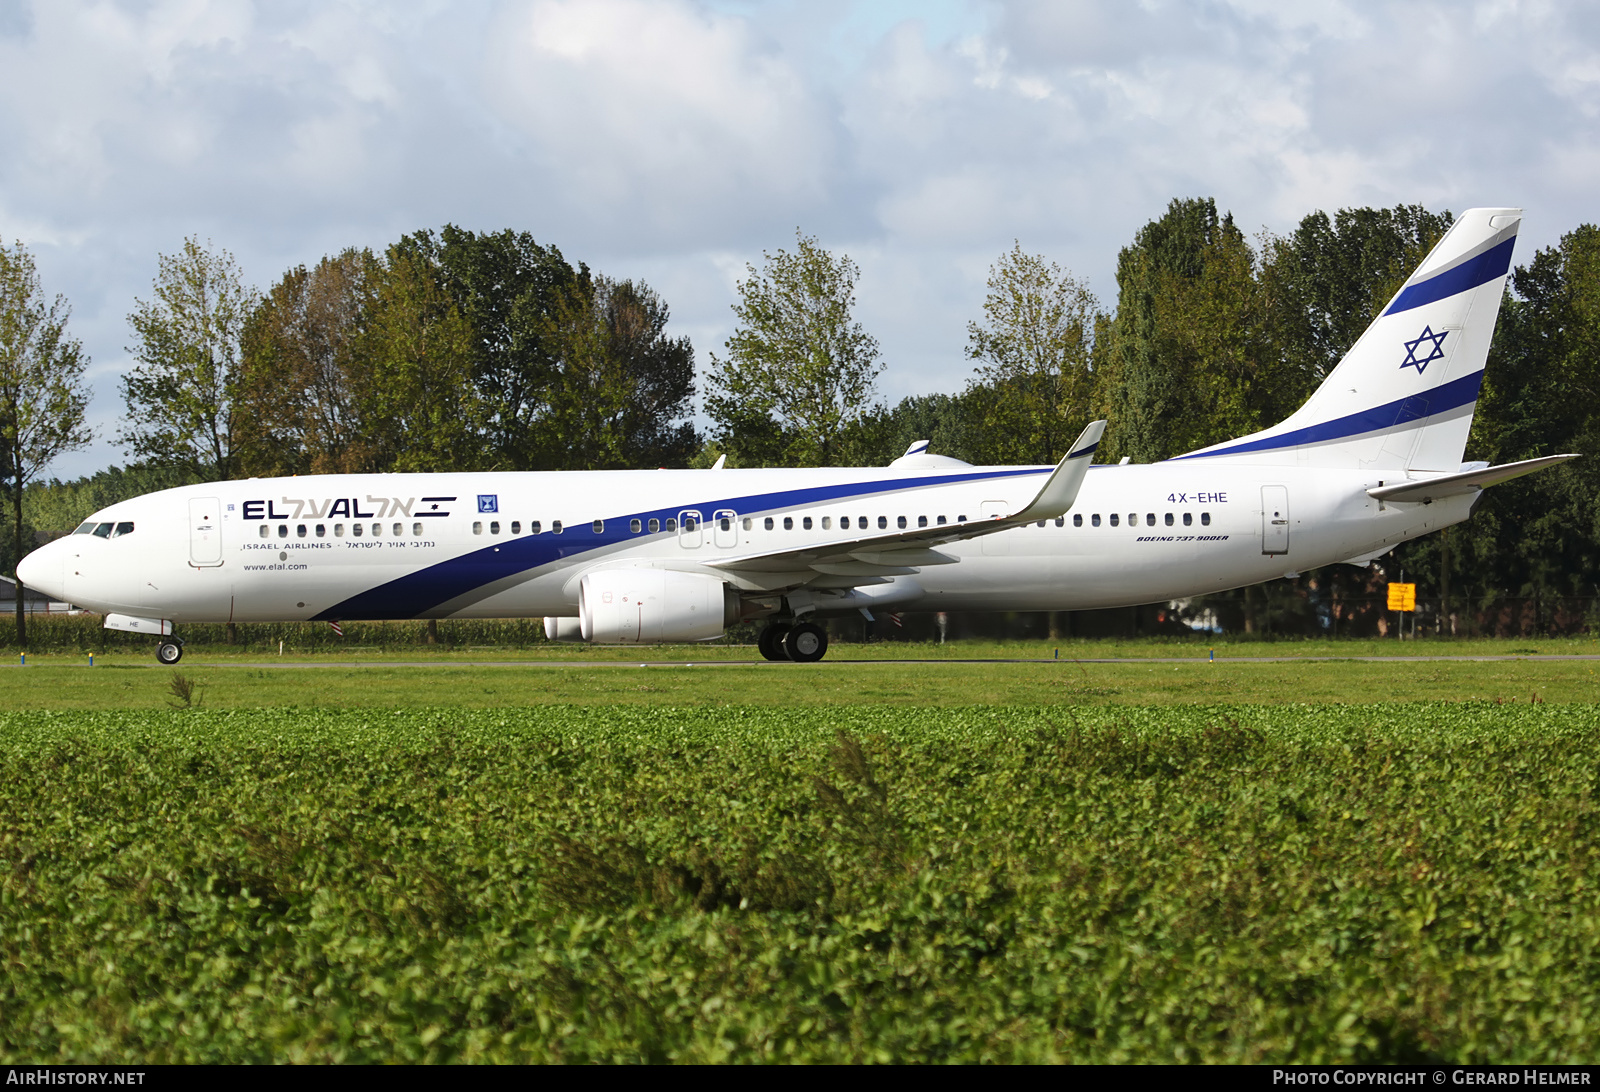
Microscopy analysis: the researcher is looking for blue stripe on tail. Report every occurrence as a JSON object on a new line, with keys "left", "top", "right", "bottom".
{"left": 1172, "top": 369, "right": 1484, "bottom": 461}
{"left": 1384, "top": 237, "right": 1515, "bottom": 316}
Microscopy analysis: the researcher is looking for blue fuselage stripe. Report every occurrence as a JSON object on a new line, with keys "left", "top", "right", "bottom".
{"left": 1172, "top": 369, "right": 1484, "bottom": 461}
{"left": 1384, "top": 237, "right": 1515, "bottom": 315}
{"left": 313, "top": 466, "right": 1047, "bottom": 621}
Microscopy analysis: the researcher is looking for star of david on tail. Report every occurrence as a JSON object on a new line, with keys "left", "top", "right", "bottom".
{"left": 1401, "top": 325, "right": 1448, "bottom": 373}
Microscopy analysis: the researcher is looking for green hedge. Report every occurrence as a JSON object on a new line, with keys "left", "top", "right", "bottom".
{"left": 0, "top": 614, "right": 555, "bottom": 651}
{"left": 1, "top": 703, "right": 1598, "bottom": 1062}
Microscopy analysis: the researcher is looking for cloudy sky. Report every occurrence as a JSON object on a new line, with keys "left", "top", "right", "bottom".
{"left": 2, "top": 0, "right": 1597, "bottom": 478}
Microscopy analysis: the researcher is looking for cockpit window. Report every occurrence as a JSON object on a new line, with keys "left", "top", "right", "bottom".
{"left": 73, "top": 522, "right": 96, "bottom": 535}
{"left": 111, "top": 522, "right": 134, "bottom": 538}
{"left": 92, "top": 522, "right": 114, "bottom": 538}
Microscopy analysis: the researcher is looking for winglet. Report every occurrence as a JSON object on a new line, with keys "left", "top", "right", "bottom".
{"left": 1011, "top": 420, "right": 1106, "bottom": 522}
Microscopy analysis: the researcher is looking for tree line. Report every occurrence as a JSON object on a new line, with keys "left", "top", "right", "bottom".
{"left": 4, "top": 200, "right": 1598, "bottom": 639}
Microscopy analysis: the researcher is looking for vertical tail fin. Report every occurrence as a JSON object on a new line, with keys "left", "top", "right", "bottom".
{"left": 1177, "top": 207, "right": 1520, "bottom": 470}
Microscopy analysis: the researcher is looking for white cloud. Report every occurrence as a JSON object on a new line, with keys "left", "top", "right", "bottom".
{"left": 0, "top": 0, "right": 1597, "bottom": 478}
{"left": 484, "top": 0, "right": 837, "bottom": 245}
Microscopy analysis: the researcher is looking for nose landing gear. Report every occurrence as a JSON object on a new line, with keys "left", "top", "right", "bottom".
{"left": 156, "top": 638, "right": 184, "bottom": 665}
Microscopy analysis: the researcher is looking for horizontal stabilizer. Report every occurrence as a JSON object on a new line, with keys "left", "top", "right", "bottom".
{"left": 1367, "top": 454, "right": 1579, "bottom": 503}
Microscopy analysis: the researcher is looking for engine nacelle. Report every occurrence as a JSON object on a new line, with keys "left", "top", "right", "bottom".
{"left": 542, "top": 616, "right": 585, "bottom": 642}
{"left": 579, "top": 569, "right": 736, "bottom": 644}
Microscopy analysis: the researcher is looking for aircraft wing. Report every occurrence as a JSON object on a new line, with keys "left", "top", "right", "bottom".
{"left": 1367, "top": 454, "right": 1579, "bottom": 504}
{"left": 707, "top": 420, "right": 1105, "bottom": 586}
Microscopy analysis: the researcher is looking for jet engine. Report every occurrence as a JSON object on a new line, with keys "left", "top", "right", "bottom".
{"left": 579, "top": 569, "right": 737, "bottom": 644}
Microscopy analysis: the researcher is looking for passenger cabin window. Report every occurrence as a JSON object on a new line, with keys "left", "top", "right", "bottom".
{"left": 593, "top": 520, "right": 604, "bottom": 534}
{"left": 742, "top": 518, "right": 752, "bottom": 530}
{"left": 918, "top": 516, "right": 928, "bottom": 528}
{"left": 764, "top": 517, "right": 774, "bottom": 530}
{"left": 334, "top": 524, "right": 345, "bottom": 538}
{"left": 1073, "top": 514, "right": 1082, "bottom": 527}
{"left": 897, "top": 516, "right": 907, "bottom": 529}
{"left": 783, "top": 517, "right": 793, "bottom": 530}
{"left": 491, "top": 521, "right": 501, "bottom": 535}
{"left": 1164, "top": 513, "right": 1174, "bottom": 526}
{"left": 297, "top": 524, "right": 307, "bottom": 538}
{"left": 1146, "top": 513, "right": 1156, "bottom": 526}
{"left": 372, "top": 523, "right": 382, "bottom": 537}
{"left": 1109, "top": 514, "right": 1119, "bottom": 527}
{"left": 531, "top": 521, "right": 542, "bottom": 534}
{"left": 722, "top": 516, "right": 734, "bottom": 531}
{"left": 1182, "top": 513, "right": 1192, "bottom": 526}
{"left": 840, "top": 516, "right": 850, "bottom": 529}
{"left": 1201, "top": 513, "right": 1211, "bottom": 526}
{"left": 393, "top": 522, "right": 403, "bottom": 536}
{"left": 878, "top": 516, "right": 888, "bottom": 529}
{"left": 353, "top": 523, "right": 364, "bottom": 537}
{"left": 259, "top": 524, "right": 269, "bottom": 539}
{"left": 278, "top": 524, "right": 289, "bottom": 538}
{"left": 1091, "top": 514, "right": 1101, "bottom": 527}
{"left": 937, "top": 515, "right": 947, "bottom": 526}
{"left": 553, "top": 520, "right": 564, "bottom": 534}
{"left": 413, "top": 523, "right": 423, "bottom": 536}
{"left": 316, "top": 524, "right": 326, "bottom": 538}
{"left": 648, "top": 518, "right": 660, "bottom": 533}
{"left": 511, "top": 521, "right": 521, "bottom": 534}
{"left": 802, "top": 516, "right": 812, "bottom": 530}
{"left": 822, "top": 517, "right": 832, "bottom": 530}
{"left": 1054, "top": 517, "right": 1064, "bottom": 527}
{"left": 632, "top": 519, "right": 643, "bottom": 533}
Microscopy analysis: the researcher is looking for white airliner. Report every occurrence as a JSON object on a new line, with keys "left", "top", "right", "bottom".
{"left": 17, "top": 207, "right": 1576, "bottom": 664}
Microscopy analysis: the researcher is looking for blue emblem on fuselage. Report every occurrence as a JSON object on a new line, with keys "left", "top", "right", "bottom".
{"left": 478, "top": 494, "right": 498, "bottom": 514}
{"left": 1401, "top": 326, "right": 1448, "bottom": 374}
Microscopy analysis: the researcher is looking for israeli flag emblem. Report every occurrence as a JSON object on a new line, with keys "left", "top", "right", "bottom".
{"left": 478, "top": 495, "right": 498, "bottom": 514}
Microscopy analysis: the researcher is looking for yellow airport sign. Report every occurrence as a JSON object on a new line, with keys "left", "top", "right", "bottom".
{"left": 1387, "top": 582, "right": 1417, "bottom": 611}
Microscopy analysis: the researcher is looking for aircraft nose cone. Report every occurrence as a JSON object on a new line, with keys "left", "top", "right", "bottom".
{"left": 15, "top": 543, "right": 64, "bottom": 601}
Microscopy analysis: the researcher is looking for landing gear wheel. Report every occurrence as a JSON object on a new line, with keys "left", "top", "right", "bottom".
{"left": 758, "top": 623, "right": 792, "bottom": 661}
{"left": 783, "top": 622, "right": 828, "bottom": 663}
{"left": 156, "top": 641, "right": 183, "bottom": 665}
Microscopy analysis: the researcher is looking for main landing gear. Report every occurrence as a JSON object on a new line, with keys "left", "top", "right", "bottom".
{"left": 757, "top": 621, "right": 829, "bottom": 663}
{"left": 156, "top": 638, "right": 184, "bottom": 665}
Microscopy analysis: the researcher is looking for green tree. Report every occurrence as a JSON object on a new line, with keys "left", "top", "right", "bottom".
{"left": 1097, "top": 198, "right": 1275, "bottom": 463}
{"left": 120, "top": 238, "right": 258, "bottom": 481}
{"left": 965, "top": 243, "right": 1102, "bottom": 465}
{"left": 707, "top": 231, "right": 884, "bottom": 467}
{"left": 354, "top": 245, "right": 483, "bottom": 473}
{"left": 536, "top": 276, "right": 698, "bottom": 469}
{"left": 235, "top": 249, "right": 377, "bottom": 476}
{"left": 0, "top": 236, "right": 93, "bottom": 646}
{"left": 1416, "top": 223, "right": 1600, "bottom": 619}
{"left": 1263, "top": 204, "right": 1454, "bottom": 391}
{"left": 407, "top": 227, "right": 583, "bottom": 470}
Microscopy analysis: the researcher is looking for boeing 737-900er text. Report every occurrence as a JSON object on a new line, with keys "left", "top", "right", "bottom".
{"left": 17, "top": 208, "right": 1578, "bottom": 664}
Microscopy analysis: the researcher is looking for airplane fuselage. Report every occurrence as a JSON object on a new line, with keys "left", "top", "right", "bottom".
{"left": 38, "top": 462, "right": 1467, "bottom": 625}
